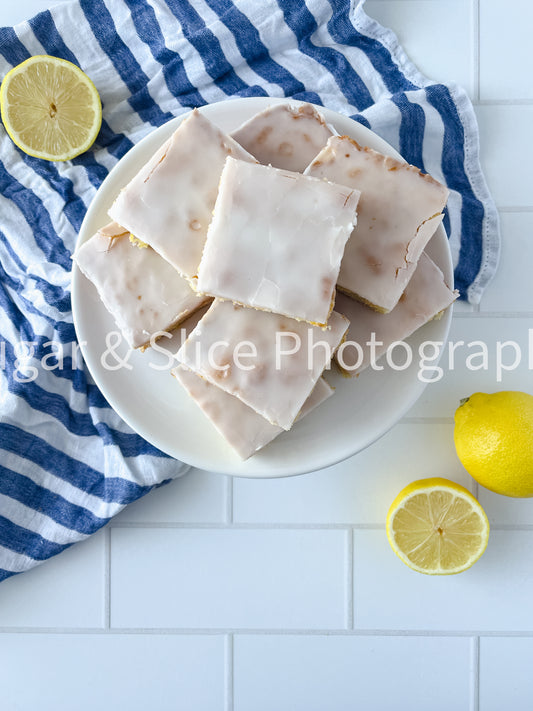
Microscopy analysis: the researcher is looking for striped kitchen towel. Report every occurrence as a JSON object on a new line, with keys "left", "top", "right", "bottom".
{"left": 0, "top": 0, "right": 499, "bottom": 581}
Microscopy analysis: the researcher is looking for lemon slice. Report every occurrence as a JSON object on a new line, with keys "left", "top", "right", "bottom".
{"left": 386, "top": 477, "right": 489, "bottom": 575}
{"left": 0, "top": 55, "right": 102, "bottom": 161}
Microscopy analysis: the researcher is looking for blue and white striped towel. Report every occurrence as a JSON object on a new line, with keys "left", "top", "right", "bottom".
{"left": 0, "top": 0, "right": 499, "bottom": 581}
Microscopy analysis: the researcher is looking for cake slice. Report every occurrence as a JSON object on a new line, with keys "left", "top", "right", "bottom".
{"left": 231, "top": 102, "right": 335, "bottom": 172}
{"left": 176, "top": 299, "right": 349, "bottom": 430}
{"left": 195, "top": 157, "right": 360, "bottom": 327}
{"left": 173, "top": 365, "right": 334, "bottom": 459}
{"left": 334, "top": 252, "right": 458, "bottom": 376}
{"left": 108, "top": 109, "right": 256, "bottom": 278}
{"left": 305, "top": 136, "right": 449, "bottom": 313}
{"left": 73, "top": 222, "right": 210, "bottom": 349}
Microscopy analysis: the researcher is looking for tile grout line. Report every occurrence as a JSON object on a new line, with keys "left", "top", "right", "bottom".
{"left": 346, "top": 529, "right": 354, "bottom": 630}
{"left": 473, "top": 0, "right": 480, "bottom": 102}
{"left": 97, "top": 521, "right": 533, "bottom": 531}
{"left": 226, "top": 475, "right": 234, "bottom": 525}
{"left": 471, "top": 636, "right": 480, "bottom": 711}
{"left": 104, "top": 525, "right": 111, "bottom": 629}
{"left": 1, "top": 627, "right": 530, "bottom": 637}
{"left": 225, "top": 634, "right": 234, "bottom": 711}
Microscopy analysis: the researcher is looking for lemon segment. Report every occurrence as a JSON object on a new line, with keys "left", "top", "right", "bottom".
{"left": 386, "top": 477, "right": 489, "bottom": 575}
{"left": 454, "top": 391, "right": 533, "bottom": 498}
{"left": 0, "top": 55, "right": 102, "bottom": 161}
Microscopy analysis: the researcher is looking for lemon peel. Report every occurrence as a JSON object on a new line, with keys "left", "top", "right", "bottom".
{"left": 454, "top": 391, "right": 533, "bottom": 497}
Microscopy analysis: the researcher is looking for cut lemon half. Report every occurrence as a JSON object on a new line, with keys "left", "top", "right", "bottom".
{"left": 386, "top": 477, "right": 489, "bottom": 575}
{"left": 0, "top": 55, "right": 102, "bottom": 161}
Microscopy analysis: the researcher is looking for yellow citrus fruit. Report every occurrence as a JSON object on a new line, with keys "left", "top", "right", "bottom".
{"left": 0, "top": 55, "right": 102, "bottom": 161}
{"left": 454, "top": 391, "right": 533, "bottom": 497}
{"left": 386, "top": 477, "right": 489, "bottom": 575}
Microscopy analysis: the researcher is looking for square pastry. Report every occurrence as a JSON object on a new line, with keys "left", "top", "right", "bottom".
{"left": 334, "top": 252, "right": 458, "bottom": 376}
{"left": 108, "top": 109, "right": 255, "bottom": 278}
{"left": 195, "top": 157, "right": 360, "bottom": 326}
{"left": 231, "top": 102, "right": 335, "bottom": 173}
{"left": 173, "top": 365, "right": 334, "bottom": 460}
{"left": 176, "top": 299, "right": 348, "bottom": 430}
{"left": 73, "top": 222, "right": 210, "bottom": 349}
{"left": 305, "top": 136, "right": 449, "bottom": 313}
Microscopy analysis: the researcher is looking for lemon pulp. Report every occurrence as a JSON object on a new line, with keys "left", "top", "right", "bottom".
{"left": 386, "top": 477, "right": 489, "bottom": 575}
{"left": 0, "top": 55, "right": 102, "bottom": 161}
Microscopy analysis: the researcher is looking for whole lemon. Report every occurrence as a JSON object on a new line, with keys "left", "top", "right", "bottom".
{"left": 454, "top": 391, "right": 533, "bottom": 497}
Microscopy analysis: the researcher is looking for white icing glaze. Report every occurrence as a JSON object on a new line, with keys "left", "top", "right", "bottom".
{"left": 334, "top": 252, "right": 458, "bottom": 375}
{"left": 108, "top": 110, "right": 256, "bottom": 278}
{"left": 176, "top": 299, "right": 348, "bottom": 430}
{"left": 73, "top": 221, "right": 210, "bottom": 349}
{"left": 231, "top": 102, "right": 335, "bottom": 172}
{"left": 196, "top": 157, "right": 359, "bottom": 326}
{"left": 173, "top": 365, "right": 333, "bottom": 459}
{"left": 305, "top": 136, "right": 449, "bottom": 312}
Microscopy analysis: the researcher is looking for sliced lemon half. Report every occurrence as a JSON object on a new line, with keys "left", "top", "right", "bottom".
{"left": 386, "top": 477, "right": 489, "bottom": 575}
{"left": 0, "top": 55, "right": 102, "bottom": 161}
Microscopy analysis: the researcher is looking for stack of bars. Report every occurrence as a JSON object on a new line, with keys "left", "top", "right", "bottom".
{"left": 74, "top": 103, "right": 458, "bottom": 460}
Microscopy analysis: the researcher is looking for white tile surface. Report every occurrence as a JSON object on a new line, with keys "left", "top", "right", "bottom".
{"left": 114, "top": 468, "right": 227, "bottom": 523}
{"left": 480, "top": 0, "right": 533, "bottom": 101}
{"left": 0, "top": 633, "right": 224, "bottom": 711}
{"left": 353, "top": 530, "right": 533, "bottom": 631}
{"left": 365, "top": 0, "right": 475, "bottom": 97}
{"left": 234, "top": 423, "right": 473, "bottom": 524}
{"left": 2, "top": 0, "right": 533, "bottom": 708}
{"left": 110, "top": 528, "right": 347, "bottom": 629}
{"left": 480, "top": 212, "right": 533, "bottom": 312}
{"left": 475, "top": 105, "right": 533, "bottom": 208}
{"left": 234, "top": 634, "right": 472, "bottom": 711}
{"left": 407, "top": 315, "right": 533, "bottom": 418}
{"left": 477, "top": 485, "right": 533, "bottom": 526}
{"left": 479, "top": 637, "right": 533, "bottom": 711}
{"left": 0, "top": 532, "right": 104, "bottom": 628}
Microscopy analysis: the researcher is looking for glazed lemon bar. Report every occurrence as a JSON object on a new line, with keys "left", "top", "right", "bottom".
{"left": 108, "top": 110, "right": 256, "bottom": 278}
{"left": 173, "top": 365, "right": 334, "bottom": 459}
{"left": 195, "top": 157, "right": 360, "bottom": 327}
{"left": 334, "top": 252, "right": 458, "bottom": 376}
{"left": 176, "top": 299, "right": 349, "bottom": 430}
{"left": 73, "top": 222, "right": 210, "bottom": 349}
{"left": 305, "top": 136, "right": 449, "bottom": 313}
{"left": 231, "top": 102, "right": 335, "bottom": 172}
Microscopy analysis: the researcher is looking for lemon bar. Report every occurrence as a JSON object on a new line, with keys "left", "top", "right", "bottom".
{"left": 108, "top": 110, "right": 256, "bottom": 278}
{"left": 334, "top": 252, "right": 458, "bottom": 375}
{"left": 73, "top": 222, "right": 210, "bottom": 349}
{"left": 195, "top": 157, "right": 360, "bottom": 326}
{"left": 176, "top": 300, "right": 348, "bottom": 430}
{"left": 231, "top": 102, "right": 335, "bottom": 172}
{"left": 173, "top": 365, "right": 334, "bottom": 460}
{"left": 305, "top": 136, "right": 449, "bottom": 313}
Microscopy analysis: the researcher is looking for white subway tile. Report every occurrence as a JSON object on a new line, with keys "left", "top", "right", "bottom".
{"left": 233, "top": 423, "right": 472, "bottom": 524}
{"left": 407, "top": 315, "right": 533, "bottom": 418}
{"left": 480, "top": 0, "right": 533, "bottom": 100}
{"left": 234, "top": 634, "right": 471, "bottom": 711}
{"left": 0, "top": 633, "right": 224, "bottom": 711}
{"left": 353, "top": 530, "right": 533, "bottom": 631}
{"left": 365, "top": 0, "right": 474, "bottom": 97}
{"left": 475, "top": 105, "right": 533, "bottom": 208}
{"left": 111, "top": 528, "right": 347, "bottom": 629}
{"left": 0, "top": 531, "right": 104, "bottom": 628}
{"left": 479, "top": 637, "right": 533, "bottom": 711}
{"left": 480, "top": 212, "right": 533, "bottom": 313}
{"left": 115, "top": 468, "right": 227, "bottom": 523}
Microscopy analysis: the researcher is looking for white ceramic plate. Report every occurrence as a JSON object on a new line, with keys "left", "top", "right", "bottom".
{"left": 72, "top": 97, "right": 454, "bottom": 478}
